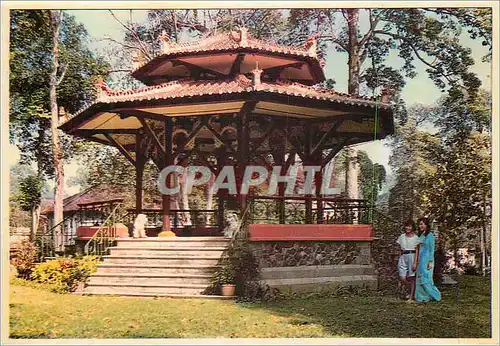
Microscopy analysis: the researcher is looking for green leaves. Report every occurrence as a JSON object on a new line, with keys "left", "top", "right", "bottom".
{"left": 16, "top": 175, "right": 44, "bottom": 212}
{"left": 10, "top": 10, "right": 110, "bottom": 177}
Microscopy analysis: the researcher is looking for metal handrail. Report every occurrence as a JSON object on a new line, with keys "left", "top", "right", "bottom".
{"left": 83, "top": 204, "right": 126, "bottom": 256}
{"left": 230, "top": 203, "right": 251, "bottom": 244}
{"left": 36, "top": 210, "right": 79, "bottom": 237}
{"left": 34, "top": 210, "right": 80, "bottom": 261}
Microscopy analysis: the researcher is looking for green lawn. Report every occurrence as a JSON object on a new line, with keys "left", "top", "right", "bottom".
{"left": 9, "top": 275, "right": 491, "bottom": 339}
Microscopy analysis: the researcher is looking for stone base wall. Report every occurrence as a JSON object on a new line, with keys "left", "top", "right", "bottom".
{"left": 250, "top": 241, "right": 371, "bottom": 268}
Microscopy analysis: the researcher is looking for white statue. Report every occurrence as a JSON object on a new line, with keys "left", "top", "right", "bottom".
{"left": 223, "top": 213, "right": 239, "bottom": 238}
{"left": 133, "top": 214, "right": 148, "bottom": 238}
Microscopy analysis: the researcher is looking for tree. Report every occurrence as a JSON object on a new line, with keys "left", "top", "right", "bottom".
{"left": 16, "top": 175, "right": 44, "bottom": 240}
{"left": 288, "top": 8, "right": 489, "bottom": 199}
{"left": 10, "top": 10, "right": 109, "bottom": 173}
{"left": 424, "top": 131, "right": 491, "bottom": 272}
{"left": 424, "top": 90, "right": 492, "bottom": 274}
{"left": 10, "top": 10, "right": 109, "bottom": 241}
{"left": 357, "top": 150, "right": 386, "bottom": 203}
{"left": 387, "top": 104, "right": 439, "bottom": 223}
{"left": 49, "top": 10, "right": 64, "bottom": 250}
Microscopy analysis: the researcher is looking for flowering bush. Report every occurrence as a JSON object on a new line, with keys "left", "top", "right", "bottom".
{"left": 31, "top": 256, "right": 99, "bottom": 293}
{"left": 10, "top": 240, "right": 38, "bottom": 279}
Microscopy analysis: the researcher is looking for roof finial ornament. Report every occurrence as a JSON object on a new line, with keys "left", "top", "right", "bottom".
{"left": 235, "top": 26, "right": 248, "bottom": 47}
{"left": 380, "top": 86, "right": 393, "bottom": 103}
{"left": 304, "top": 33, "right": 320, "bottom": 57}
{"left": 94, "top": 76, "right": 111, "bottom": 101}
{"left": 131, "top": 50, "right": 146, "bottom": 70}
{"left": 159, "top": 30, "right": 171, "bottom": 54}
{"left": 251, "top": 61, "right": 263, "bottom": 90}
{"left": 58, "top": 106, "right": 69, "bottom": 123}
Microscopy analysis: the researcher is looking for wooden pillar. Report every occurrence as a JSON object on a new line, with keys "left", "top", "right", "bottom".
{"left": 304, "top": 123, "right": 313, "bottom": 224}
{"left": 160, "top": 118, "right": 176, "bottom": 236}
{"left": 216, "top": 148, "right": 225, "bottom": 231}
{"left": 315, "top": 153, "right": 324, "bottom": 224}
{"left": 274, "top": 149, "right": 286, "bottom": 224}
{"left": 135, "top": 133, "right": 144, "bottom": 214}
{"left": 238, "top": 106, "right": 250, "bottom": 213}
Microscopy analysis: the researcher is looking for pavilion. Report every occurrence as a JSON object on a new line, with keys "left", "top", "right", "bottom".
{"left": 59, "top": 27, "right": 394, "bottom": 235}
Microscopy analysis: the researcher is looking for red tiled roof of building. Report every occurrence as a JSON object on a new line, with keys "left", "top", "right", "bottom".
{"left": 41, "top": 185, "right": 125, "bottom": 214}
{"left": 41, "top": 184, "right": 162, "bottom": 214}
{"left": 63, "top": 75, "right": 389, "bottom": 125}
{"left": 132, "top": 29, "right": 320, "bottom": 73}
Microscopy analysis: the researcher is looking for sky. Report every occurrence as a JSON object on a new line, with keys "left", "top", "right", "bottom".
{"left": 8, "top": 9, "right": 492, "bottom": 196}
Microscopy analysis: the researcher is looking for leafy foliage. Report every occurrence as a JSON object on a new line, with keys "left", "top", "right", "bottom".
{"left": 16, "top": 175, "right": 44, "bottom": 212}
{"left": 31, "top": 256, "right": 100, "bottom": 293}
{"left": 287, "top": 8, "right": 488, "bottom": 96}
{"left": 9, "top": 10, "right": 109, "bottom": 177}
{"left": 357, "top": 151, "right": 386, "bottom": 202}
{"left": 388, "top": 90, "right": 491, "bottom": 268}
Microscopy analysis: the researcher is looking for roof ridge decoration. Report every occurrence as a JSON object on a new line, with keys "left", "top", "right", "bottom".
{"left": 145, "top": 28, "right": 317, "bottom": 61}
{"left": 251, "top": 62, "right": 263, "bottom": 90}
{"left": 233, "top": 73, "right": 253, "bottom": 87}
{"left": 303, "top": 33, "right": 320, "bottom": 58}
{"left": 132, "top": 51, "right": 147, "bottom": 70}
{"left": 94, "top": 77, "right": 112, "bottom": 102}
{"left": 159, "top": 30, "right": 172, "bottom": 54}
{"left": 381, "top": 86, "right": 394, "bottom": 103}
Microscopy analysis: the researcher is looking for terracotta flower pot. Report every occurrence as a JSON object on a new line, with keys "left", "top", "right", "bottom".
{"left": 221, "top": 284, "right": 236, "bottom": 296}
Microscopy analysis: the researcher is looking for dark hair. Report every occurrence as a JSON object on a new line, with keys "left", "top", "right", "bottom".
{"left": 403, "top": 219, "right": 416, "bottom": 233}
{"left": 417, "top": 217, "right": 432, "bottom": 235}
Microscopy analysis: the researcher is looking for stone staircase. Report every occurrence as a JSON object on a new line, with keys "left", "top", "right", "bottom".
{"left": 84, "top": 237, "right": 230, "bottom": 298}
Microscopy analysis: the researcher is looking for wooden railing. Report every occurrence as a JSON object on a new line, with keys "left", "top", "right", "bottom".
{"left": 126, "top": 208, "right": 220, "bottom": 229}
{"left": 246, "top": 196, "right": 371, "bottom": 225}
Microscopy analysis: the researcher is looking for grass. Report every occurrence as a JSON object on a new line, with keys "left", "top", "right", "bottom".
{"left": 9, "top": 275, "right": 491, "bottom": 339}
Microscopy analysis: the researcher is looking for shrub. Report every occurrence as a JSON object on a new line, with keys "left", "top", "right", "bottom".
{"left": 208, "top": 237, "right": 269, "bottom": 300}
{"left": 31, "top": 256, "right": 99, "bottom": 293}
{"left": 10, "top": 240, "right": 37, "bottom": 279}
{"left": 463, "top": 264, "right": 480, "bottom": 276}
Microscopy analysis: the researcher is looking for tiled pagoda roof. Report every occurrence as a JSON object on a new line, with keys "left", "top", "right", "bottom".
{"left": 61, "top": 74, "right": 389, "bottom": 126}
{"left": 131, "top": 29, "right": 322, "bottom": 74}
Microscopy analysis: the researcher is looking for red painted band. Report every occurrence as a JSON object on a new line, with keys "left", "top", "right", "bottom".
{"left": 248, "top": 224, "right": 374, "bottom": 241}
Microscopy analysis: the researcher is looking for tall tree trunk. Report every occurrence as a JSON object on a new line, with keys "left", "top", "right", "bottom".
{"left": 346, "top": 9, "right": 361, "bottom": 96}
{"left": 31, "top": 127, "right": 46, "bottom": 241}
{"left": 344, "top": 9, "right": 361, "bottom": 200}
{"left": 345, "top": 147, "right": 359, "bottom": 199}
{"left": 180, "top": 167, "right": 191, "bottom": 226}
{"left": 50, "top": 10, "right": 64, "bottom": 252}
{"left": 205, "top": 173, "right": 215, "bottom": 225}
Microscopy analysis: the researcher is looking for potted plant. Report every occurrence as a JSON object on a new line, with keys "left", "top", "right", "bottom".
{"left": 218, "top": 259, "right": 236, "bottom": 296}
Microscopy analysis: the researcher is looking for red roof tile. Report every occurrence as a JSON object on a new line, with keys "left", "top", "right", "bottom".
{"left": 62, "top": 75, "right": 389, "bottom": 126}
{"left": 41, "top": 184, "right": 162, "bottom": 214}
{"left": 132, "top": 30, "right": 318, "bottom": 73}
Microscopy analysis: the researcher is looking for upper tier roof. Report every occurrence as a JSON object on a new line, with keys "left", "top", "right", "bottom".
{"left": 131, "top": 28, "right": 326, "bottom": 86}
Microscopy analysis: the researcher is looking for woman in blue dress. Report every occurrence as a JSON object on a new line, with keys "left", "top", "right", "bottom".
{"left": 413, "top": 217, "right": 441, "bottom": 302}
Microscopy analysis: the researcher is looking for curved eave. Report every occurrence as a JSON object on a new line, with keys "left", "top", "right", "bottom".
{"left": 131, "top": 49, "right": 326, "bottom": 86}
{"left": 60, "top": 90, "right": 394, "bottom": 142}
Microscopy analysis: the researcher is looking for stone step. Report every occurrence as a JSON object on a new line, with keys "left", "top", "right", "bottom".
{"left": 84, "top": 283, "right": 208, "bottom": 295}
{"left": 109, "top": 247, "right": 226, "bottom": 257}
{"left": 96, "top": 263, "right": 218, "bottom": 275}
{"left": 116, "top": 237, "right": 230, "bottom": 248}
{"left": 261, "top": 275, "right": 378, "bottom": 292}
{"left": 88, "top": 273, "right": 212, "bottom": 285}
{"left": 260, "top": 265, "right": 376, "bottom": 280}
{"left": 81, "top": 291, "right": 233, "bottom": 299}
{"left": 101, "top": 255, "right": 222, "bottom": 266}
